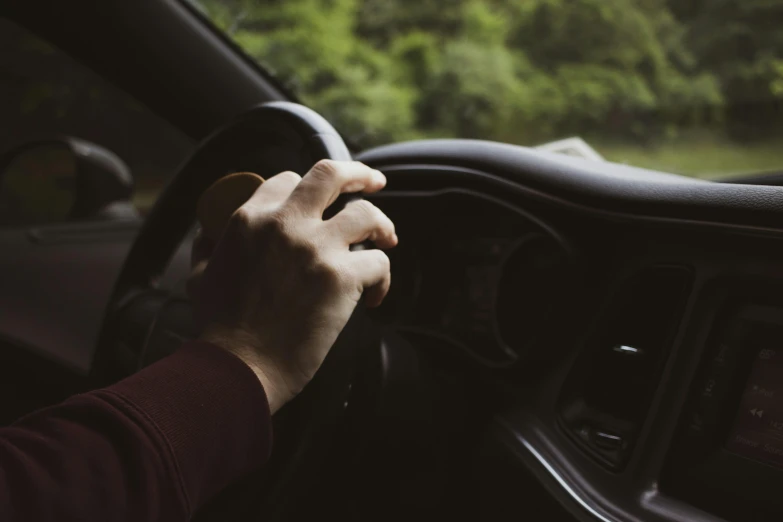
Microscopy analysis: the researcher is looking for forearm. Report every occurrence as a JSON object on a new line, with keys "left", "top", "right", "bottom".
{"left": 0, "top": 342, "right": 272, "bottom": 522}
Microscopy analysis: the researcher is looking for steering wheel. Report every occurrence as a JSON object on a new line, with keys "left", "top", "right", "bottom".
{"left": 93, "top": 102, "right": 387, "bottom": 521}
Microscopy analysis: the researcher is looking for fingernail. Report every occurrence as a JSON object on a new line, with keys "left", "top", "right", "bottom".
{"left": 373, "top": 170, "right": 386, "bottom": 184}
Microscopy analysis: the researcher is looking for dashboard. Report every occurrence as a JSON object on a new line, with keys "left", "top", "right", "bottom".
{"left": 357, "top": 140, "right": 783, "bottom": 522}
{"left": 5, "top": 137, "right": 783, "bottom": 521}
{"left": 367, "top": 190, "right": 572, "bottom": 368}
{"left": 6, "top": 3, "right": 783, "bottom": 518}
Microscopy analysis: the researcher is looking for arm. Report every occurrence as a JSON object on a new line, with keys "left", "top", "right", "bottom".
{"left": 0, "top": 160, "right": 395, "bottom": 521}
{"left": 0, "top": 342, "right": 271, "bottom": 522}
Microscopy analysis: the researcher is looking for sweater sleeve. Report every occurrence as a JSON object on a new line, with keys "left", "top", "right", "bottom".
{"left": 0, "top": 341, "right": 272, "bottom": 522}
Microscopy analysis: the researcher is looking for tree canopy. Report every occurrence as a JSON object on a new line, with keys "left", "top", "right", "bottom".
{"left": 198, "top": 0, "right": 783, "bottom": 150}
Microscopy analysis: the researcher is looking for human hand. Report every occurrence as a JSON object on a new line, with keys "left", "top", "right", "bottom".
{"left": 189, "top": 161, "right": 397, "bottom": 412}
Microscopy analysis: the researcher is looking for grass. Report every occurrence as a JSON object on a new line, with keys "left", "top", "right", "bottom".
{"left": 596, "top": 137, "right": 783, "bottom": 180}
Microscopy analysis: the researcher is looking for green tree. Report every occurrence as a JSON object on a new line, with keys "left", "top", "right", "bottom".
{"left": 506, "top": 0, "right": 722, "bottom": 139}
{"left": 197, "top": 0, "right": 418, "bottom": 145}
{"left": 196, "top": 0, "right": 783, "bottom": 149}
{"left": 670, "top": 0, "right": 783, "bottom": 138}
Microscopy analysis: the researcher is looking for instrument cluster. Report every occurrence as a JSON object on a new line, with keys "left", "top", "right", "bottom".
{"left": 369, "top": 191, "right": 572, "bottom": 366}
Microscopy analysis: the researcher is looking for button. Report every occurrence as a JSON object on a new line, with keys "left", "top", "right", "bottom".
{"left": 593, "top": 431, "right": 625, "bottom": 451}
{"left": 612, "top": 344, "right": 645, "bottom": 357}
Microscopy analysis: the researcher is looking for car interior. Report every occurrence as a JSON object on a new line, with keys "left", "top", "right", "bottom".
{"left": 3, "top": 1, "right": 783, "bottom": 521}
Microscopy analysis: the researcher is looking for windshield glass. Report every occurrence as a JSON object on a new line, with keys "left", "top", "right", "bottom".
{"left": 193, "top": 0, "right": 783, "bottom": 180}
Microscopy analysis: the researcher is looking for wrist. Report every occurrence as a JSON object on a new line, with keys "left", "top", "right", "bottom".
{"left": 231, "top": 350, "right": 287, "bottom": 414}
{"left": 199, "top": 327, "right": 288, "bottom": 413}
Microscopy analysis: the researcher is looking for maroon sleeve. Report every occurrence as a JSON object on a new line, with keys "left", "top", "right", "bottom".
{"left": 0, "top": 341, "right": 272, "bottom": 522}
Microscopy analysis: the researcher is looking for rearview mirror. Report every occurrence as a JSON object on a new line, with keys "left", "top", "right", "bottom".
{"left": 0, "top": 138, "right": 139, "bottom": 226}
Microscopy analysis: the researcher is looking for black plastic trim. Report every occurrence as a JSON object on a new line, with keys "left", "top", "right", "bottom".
{"left": 370, "top": 165, "right": 783, "bottom": 238}
{"left": 358, "top": 140, "right": 783, "bottom": 232}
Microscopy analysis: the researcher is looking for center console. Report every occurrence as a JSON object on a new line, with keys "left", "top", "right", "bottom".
{"left": 663, "top": 303, "right": 783, "bottom": 521}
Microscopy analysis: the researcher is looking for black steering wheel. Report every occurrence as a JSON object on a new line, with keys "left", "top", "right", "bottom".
{"left": 93, "top": 102, "right": 387, "bottom": 521}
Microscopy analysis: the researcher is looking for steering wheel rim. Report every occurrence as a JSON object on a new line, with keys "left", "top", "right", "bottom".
{"left": 95, "top": 101, "right": 352, "bottom": 381}
{"left": 113, "top": 101, "right": 350, "bottom": 297}
{"left": 93, "top": 102, "right": 382, "bottom": 520}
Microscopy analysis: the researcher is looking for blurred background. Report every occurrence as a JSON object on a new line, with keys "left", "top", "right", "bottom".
{"left": 1, "top": 0, "right": 782, "bottom": 215}
{"left": 196, "top": 0, "right": 783, "bottom": 178}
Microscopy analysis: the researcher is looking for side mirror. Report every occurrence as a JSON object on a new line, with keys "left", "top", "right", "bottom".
{"left": 0, "top": 138, "right": 139, "bottom": 226}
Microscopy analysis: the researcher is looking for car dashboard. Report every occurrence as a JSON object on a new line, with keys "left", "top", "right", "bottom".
{"left": 356, "top": 140, "right": 783, "bottom": 522}
{"left": 4, "top": 138, "right": 783, "bottom": 521}
{"left": 367, "top": 189, "right": 572, "bottom": 368}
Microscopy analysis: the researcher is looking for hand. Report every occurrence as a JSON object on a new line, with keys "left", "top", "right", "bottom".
{"left": 189, "top": 160, "right": 398, "bottom": 412}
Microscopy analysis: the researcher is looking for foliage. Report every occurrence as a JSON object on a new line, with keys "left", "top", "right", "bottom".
{"left": 670, "top": 0, "right": 783, "bottom": 139}
{"left": 195, "top": 0, "right": 782, "bottom": 150}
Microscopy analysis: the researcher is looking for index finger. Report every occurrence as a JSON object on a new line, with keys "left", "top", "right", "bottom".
{"left": 288, "top": 160, "right": 386, "bottom": 217}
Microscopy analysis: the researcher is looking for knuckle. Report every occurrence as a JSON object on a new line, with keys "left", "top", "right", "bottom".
{"left": 265, "top": 216, "right": 330, "bottom": 277}
{"left": 264, "top": 210, "right": 317, "bottom": 251}
{"left": 292, "top": 235, "right": 319, "bottom": 259}
{"left": 261, "top": 209, "right": 297, "bottom": 240}
{"left": 307, "top": 256, "right": 343, "bottom": 288}
{"left": 263, "top": 211, "right": 288, "bottom": 235}
{"left": 350, "top": 199, "right": 378, "bottom": 219}
{"left": 311, "top": 159, "right": 341, "bottom": 181}
{"left": 230, "top": 206, "right": 258, "bottom": 229}
{"left": 353, "top": 201, "right": 394, "bottom": 235}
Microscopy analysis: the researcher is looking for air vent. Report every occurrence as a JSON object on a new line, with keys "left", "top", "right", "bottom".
{"left": 559, "top": 265, "right": 693, "bottom": 469}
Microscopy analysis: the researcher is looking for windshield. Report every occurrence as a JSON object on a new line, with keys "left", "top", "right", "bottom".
{"left": 193, "top": 0, "right": 783, "bottom": 180}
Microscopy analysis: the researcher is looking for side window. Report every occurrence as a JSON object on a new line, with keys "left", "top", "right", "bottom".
{"left": 0, "top": 18, "right": 193, "bottom": 226}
